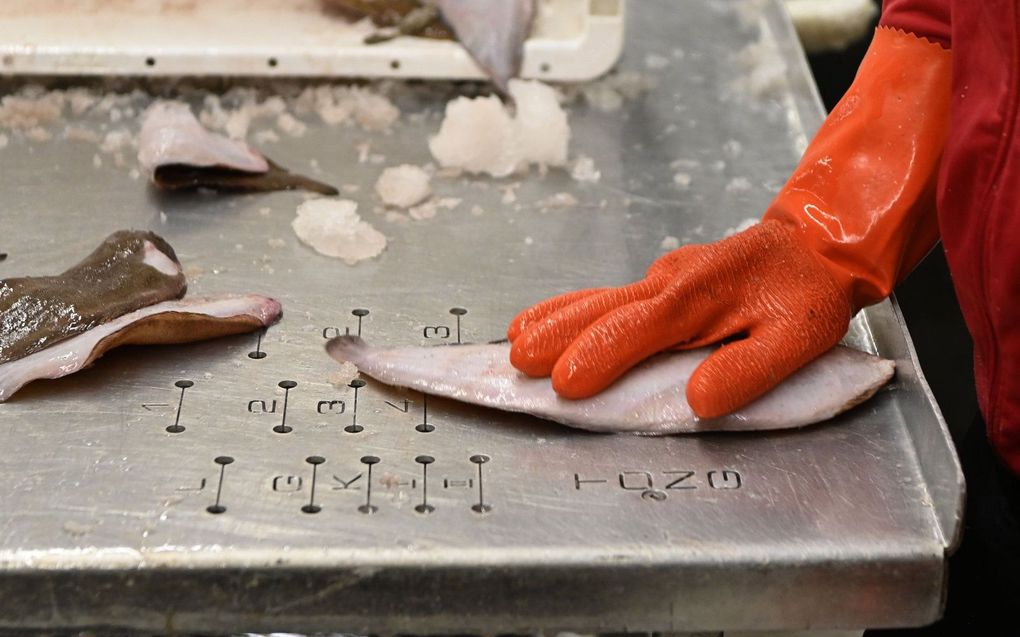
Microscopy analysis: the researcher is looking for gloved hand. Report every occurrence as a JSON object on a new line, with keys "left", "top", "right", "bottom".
{"left": 508, "top": 220, "right": 851, "bottom": 417}
{"left": 509, "top": 27, "right": 952, "bottom": 417}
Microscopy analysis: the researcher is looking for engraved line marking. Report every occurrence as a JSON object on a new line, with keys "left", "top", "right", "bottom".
{"left": 708, "top": 469, "right": 742, "bottom": 489}
{"left": 272, "top": 475, "right": 302, "bottom": 492}
{"left": 207, "top": 456, "right": 234, "bottom": 514}
{"left": 664, "top": 470, "right": 697, "bottom": 490}
{"left": 574, "top": 474, "right": 608, "bottom": 489}
{"left": 177, "top": 478, "right": 207, "bottom": 492}
{"left": 385, "top": 399, "right": 410, "bottom": 413}
{"left": 273, "top": 381, "right": 297, "bottom": 434}
{"left": 331, "top": 473, "right": 362, "bottom": 490}
{"left": 142, "top": 403, "right": 170, "bottom": 412}
{"left": 352, "top": 308, "right": 369, "bottom": 337}
{"left": 416, "top": 394, "right": 434, "bottom": 433}
{"left": 619, "top": 471, "right": 653, "bottom": 490}
{"left": 345, "top": 379, "right": 366, "bottom": 433}
{"left": 449, "top": 307, "right": 467, "bottom": 344}
{"left": 302, "top": 456, "right": 325, "bottom": 513}
{"left": 247, "top": 399, "right": 277, "bottom": 414}
{"left": 415, "top": 455, "right": 435, "bottom": 514}
{"left": 248, "top": 329, "right": 267, "bottom": 360}
{"left": 359, "top": 456, "right": 379, "bottom": 514}
{"left": 470, "top": 454, "right": 491, "bottom": 513}
{"left": 167, "top": 380, "right": 193, "bottom": 433}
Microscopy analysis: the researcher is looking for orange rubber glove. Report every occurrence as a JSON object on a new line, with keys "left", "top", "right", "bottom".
{"left": 508, "top": 27, "right": 952, "bottom": 418}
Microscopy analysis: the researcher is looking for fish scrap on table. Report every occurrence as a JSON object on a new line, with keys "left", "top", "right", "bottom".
{"left": 137, "top": 101, "right": 338, "bottom": 195}
{"left": 324, "top": 0, "right": 536, "bottom": 93}
{"left": 326, "top": 336, "right": 896, "bottom": 433}
{"left": 0, "top": 230, "right": 282, "bottom": 402}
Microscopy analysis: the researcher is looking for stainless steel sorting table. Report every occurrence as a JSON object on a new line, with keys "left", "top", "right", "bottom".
{"left": 0, "top": 1, "right": 964, "bottom": 634}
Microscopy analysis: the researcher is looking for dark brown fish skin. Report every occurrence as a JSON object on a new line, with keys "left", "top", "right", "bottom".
{"left": 153, "top": 159, "right": 339, "bottom": 196}
{"left": 0, "top": 230, "right": 187, "bottom": 364}
{"left": 322, "top": 0, "right": 454, "bottom": 39}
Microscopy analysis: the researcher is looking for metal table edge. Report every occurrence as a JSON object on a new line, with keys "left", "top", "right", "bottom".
{"left": 767, "top": 1, "right": 964, "bottom": 558}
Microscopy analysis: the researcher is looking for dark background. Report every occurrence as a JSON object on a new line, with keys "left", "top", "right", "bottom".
{"left": 804, "top": 1, "right": 979, "bottom": 445}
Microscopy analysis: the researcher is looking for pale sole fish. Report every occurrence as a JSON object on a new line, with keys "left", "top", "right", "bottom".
{"left": 137, "top": 101, "right": 337, "bottom": 195}
{"left": 138, "top": 101, "right": 269, "bottom": 177}
{"left": 436, "top": 0, "right": 536, "bottom": 93}
{"left": 0, "top": 295, "right": 282, "bottom": 402}
{"left": 326, "top": 336, "right": 896, "bottom": 433}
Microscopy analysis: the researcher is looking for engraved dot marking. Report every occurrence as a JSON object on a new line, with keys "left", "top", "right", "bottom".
{"left": 207, "top": 456, "right": 234, "bottom": 514}
{"left": 302, "top": 456, "right": 325, "bottom": 514}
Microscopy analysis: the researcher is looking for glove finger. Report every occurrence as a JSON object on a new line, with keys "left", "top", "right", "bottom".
{"left": 549, "top": 285, "right": 721, "bottom": 398}
{"left": 509, "top": 277, "right": 665, "bottom": 377}
{"left": 685, "top": 325, "right": 838, "bottom": 419}
{"left": 645, "top": 244, "right": 702, "bottom": 279}
{"left": 507, "top": 288, "right": 605, "bottom": 342}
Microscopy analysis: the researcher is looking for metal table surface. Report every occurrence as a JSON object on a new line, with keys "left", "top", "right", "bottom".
{"left": 0, "top": 1, "right": 963, "bottom": 634}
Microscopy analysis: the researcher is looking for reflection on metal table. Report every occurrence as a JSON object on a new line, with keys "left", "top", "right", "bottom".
{"left": 0, "top": 1, "right": 963, "bottom": 634}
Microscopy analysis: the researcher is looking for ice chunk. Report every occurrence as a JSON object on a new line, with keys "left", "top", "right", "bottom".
{"left": 501, "top": 184, "right": 519, "bottom": 204}
{"left": 570, "top": 155, "right": 601, "bottom": 183}
{"left": 100, "top": 129, "right": 133, "bottom": 154}
{"left": 26, "top": 127, "right": 51, "bottom": 142}
{"left": 660, "top": 236, "right": 681, "bottom": 251}
{"left": 254, "top": 129, "right": 280, "bottom": 145}
{"left": 350, "top": 89, "right": 400, "bottom": 132}
{"left": 673, "top": 172, "right": 692, "bottom": 189}
{"left": 539, "top": 192, "right": 579, "bottom": 209}
{"left": 408, "top": 201, "right": 438, "bottom": 221}
{"left": 375, "top": 165, "right": 432, "bottom": 209}
{"left": 644, "top": 54, "right": 670, "bottom": 70}
{"left": 64, "top": 127, "right": 100, "bottom": 143}
{"left": 429, "top": 80, "right": 569, "bottom": 178}
{"left": 329, "top": 362, "right": 360, "bottom": 388}
{"left": 429, "top": 94, "right": 519, "bottom": 177}
{"left": 437, "top": 197, "right": 462, "bottom": 210}
{"left": 292, "top": 199, "right": 387, "bottom": 265}
{"left": 577, "top": 71, "right": 657, "bottom": 113}
{"left": 512, "top": 80, "right": 570, "bottom": 169}
{"left": 276, "top": 113, "right": 307, "bottom": 137}
{"left": 726, "top": 177, "right": 752, "bottom": 193}
{"left": 733, "top": 35, "right": 789, "bottom": 98}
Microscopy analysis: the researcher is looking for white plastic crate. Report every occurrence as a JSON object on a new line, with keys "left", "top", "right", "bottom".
{"left": 0, "top": 0, "right": 625, "bottom": 81}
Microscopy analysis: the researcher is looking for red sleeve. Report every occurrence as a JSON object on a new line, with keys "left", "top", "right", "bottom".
{"left": 880, "top": 0, "right": 951, "bottom": 48}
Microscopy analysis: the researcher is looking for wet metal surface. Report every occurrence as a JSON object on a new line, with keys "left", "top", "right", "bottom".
{"left": 0, "top": 1, "right": 962, "bottom": 633}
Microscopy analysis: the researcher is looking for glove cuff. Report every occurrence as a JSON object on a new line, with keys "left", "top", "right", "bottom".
{"left": 763, "top": 26, "right": 952, "bottom": 310}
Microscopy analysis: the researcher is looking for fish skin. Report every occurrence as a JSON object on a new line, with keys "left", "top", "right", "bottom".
{"left": 0, "top": 230, "right": 187, "bottom": 365}
{"left": 137, "top": 101, "right": 338, "bottom": 195}
{"left": 138, "top": 101, "right": 268, "bottom": 177}
{"left": 0, "top": 295, "right": 282, "bottom": 403}
{"left": 436, "top": 0, "right": 536, "bottom": 93}
{"left": 326, "top": 336, "right": 896, "bottom": 433}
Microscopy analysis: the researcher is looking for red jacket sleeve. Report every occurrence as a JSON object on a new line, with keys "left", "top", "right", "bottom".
{"left": 880, "top": 0, "right": 951, "bottom": 48}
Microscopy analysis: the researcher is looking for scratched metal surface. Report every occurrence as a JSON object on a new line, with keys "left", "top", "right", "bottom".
{"left": 0, "top": 1, "right": 962, "bottom": 634}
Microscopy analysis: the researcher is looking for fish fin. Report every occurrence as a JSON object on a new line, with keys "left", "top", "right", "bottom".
{"left": 153, "top": 160, "right": 339, "bottom": 196}
{"left": 325, "top": 334, "right": 369, "bottom": 365}
{"left": 84, "top": 311, "right": 270, "bottom": 369}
